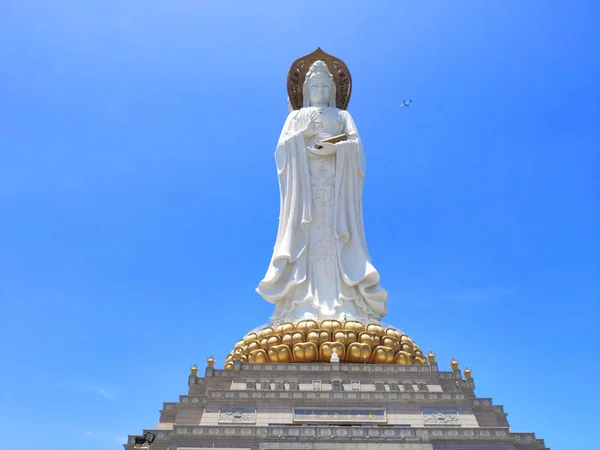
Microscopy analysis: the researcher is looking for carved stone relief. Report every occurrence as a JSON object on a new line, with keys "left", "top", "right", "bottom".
{"left": 218, "top": 408, "right": 257, "bottom": 424}
{"left": 422, "top": 409, "right": 459, "bottom": 426}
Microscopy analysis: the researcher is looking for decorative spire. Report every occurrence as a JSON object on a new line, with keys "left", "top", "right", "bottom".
{"left": 427, "top": 350, "right": 436, "bottom": 363}
{"left": 464, "top": 366, "right": 472, "bottom": 379}
{"left": 450, "top": 358, "right": 459, "bottom": 371}
{"left": 190, "top": 364, "right": 198, "bottom": 376}
{"left": 207, "top": 356, "right": 215, "bottom": 368}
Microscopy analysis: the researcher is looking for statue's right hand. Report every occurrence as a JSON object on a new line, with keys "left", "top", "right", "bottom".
{"left": 302, "top": 112, "right": 322, "bottom": 138}
{"left": 302, "top": 121, "right": 319, "bottom": 138}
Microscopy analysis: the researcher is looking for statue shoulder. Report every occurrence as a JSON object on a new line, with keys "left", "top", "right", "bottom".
{"left": 339, "top": 109, "right": 355, "bottom": 121}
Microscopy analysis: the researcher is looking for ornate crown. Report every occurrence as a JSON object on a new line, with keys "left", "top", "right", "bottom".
{"left": 287, "top": 48, "right": 352, "bottom": 110}
{"left": 305, "top": 60, "right": 334, "bottom": 81}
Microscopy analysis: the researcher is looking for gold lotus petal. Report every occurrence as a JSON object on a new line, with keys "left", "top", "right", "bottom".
{"left": 393, "top": 353, "right": 409, "bottom": 365}
{"left": 246, "top": 340, "right": 261, "bottom": 354}
{"left": 292, "top": 342, "right": 318, "bottom": 363}
{"left": 400, "top": 335, "right": 414, "bottom": 346}
{"left": 282, "top": 331, "right": 305, "bottom": 347}
{"left": 268, "top": 344, "right": 293, "bottom": 363}
{"left": 307, "top": 329, "right": 331, "bottom": 346}
{"left": 414, "top": 356, "right": 427, "bottom": 364}
{"left": 224, "top": 362, "right": 234, "bottom": 370}
{"left": 258, "top": 327, "right": 275, "bottom": 339}
{"left": 344, "top": 320, "right": 365, "bottom": 334}
{"left": 370, "top": 345, "right": 395, "bottom": 364}
{"left": 366, "top": 323, "right": 385, "bottom": 336}
{"left": 385, "top": 328, "right": 401, "bottom": 341}
{"left": 347, "top": 342, "right": 371, "bottom": 363}
{"left": 333, "top": 330, "right": 357, "bottom": 346}
{"left": 359, "top": 332, "right": 381, "bottom": 347}
{"left": 233, "top": 339, "right": 246, "bottom": 350}
{"left": 320, "top": 320, "right": 343, "bottom": 334}
{"left": 274, "top": 322, "right": 295, "bottom": 336}
{"left": 296, "top": 319, "right": 319, "bottom": 335}
{"left": 261, "top": 335, "right": 282, "bottom": 350}
{"left": 401, "top": 343, "right": 415, "bottom": 354}
{"left": 381, "top": 337, "right": 401, "bottom": 352}
{"left": 249, "top": 349, "right": 269, "bottom": 363}
{"left": 244, "top": 332, "right": 259, "bottom": 344}
{"left": 320, "top": 342, "right": 345, "bottom": 362}
{"left": 394, "top": 350, "right": 413, "bottom": 365}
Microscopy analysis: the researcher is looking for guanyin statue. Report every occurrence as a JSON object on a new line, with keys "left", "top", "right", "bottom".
{"left": 257, "top": 49, "right": 387, "bottom": 323}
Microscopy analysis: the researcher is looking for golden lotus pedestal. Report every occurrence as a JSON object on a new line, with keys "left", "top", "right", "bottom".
{"left": 224, "top": 319, "right": 427, "bottom": 369}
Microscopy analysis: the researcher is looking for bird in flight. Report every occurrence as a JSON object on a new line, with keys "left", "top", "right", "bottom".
{"left": 399, "top": 99, "right": 414, "bottom": 108}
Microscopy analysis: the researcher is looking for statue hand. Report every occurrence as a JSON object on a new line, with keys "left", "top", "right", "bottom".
{"left": 302, "top": 122, "right": 320, "bottom": 138}
{"left": 302, "top": 111, "right": 323, "bottom": 138}
{"left": 314, "top": 142, "right": 337, "bottom": 155}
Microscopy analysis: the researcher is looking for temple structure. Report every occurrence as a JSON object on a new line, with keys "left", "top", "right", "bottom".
{"left": 123, "top": 49, "right": 549, "bottom": 450}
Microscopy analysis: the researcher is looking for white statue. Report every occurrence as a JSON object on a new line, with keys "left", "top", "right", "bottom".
{"left": 330, "top": 348, "right": 340, "bottom": 363}
{"left": 257, "top": 60, "right": 387, "bottom": 322}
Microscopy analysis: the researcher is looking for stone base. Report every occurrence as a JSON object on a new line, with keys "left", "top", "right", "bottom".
{"left": 123, "top": 361, "right": 548, "bottom": 450}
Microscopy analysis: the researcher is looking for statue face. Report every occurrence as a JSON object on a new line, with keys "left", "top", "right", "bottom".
{"left": 307, "top": 76, "right": 332, "bottom": 106}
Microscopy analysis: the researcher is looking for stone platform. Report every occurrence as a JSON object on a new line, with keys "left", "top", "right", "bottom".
{"left": 123, "top": 360, "right": 548, "bottom": 450}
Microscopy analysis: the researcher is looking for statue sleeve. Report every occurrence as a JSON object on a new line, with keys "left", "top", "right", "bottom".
{"left": 276, "top": 110, "right": 302, "bottom": 173}
{"left": 341, "top": 110, "right": 366, "bottom": 177}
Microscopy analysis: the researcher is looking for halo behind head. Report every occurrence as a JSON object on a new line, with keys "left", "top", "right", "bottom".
{"left": 287, "top": 48, "right": 352, "bottom": 110}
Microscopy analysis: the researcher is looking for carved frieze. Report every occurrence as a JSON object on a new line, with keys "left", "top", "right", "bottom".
{"left": 422, "top": 409, "right": 459, "bottom": 426}
{"left": 218, "top": 408, "right": 256, "bottom": 424}
{"left": 294, "top": 408, "right": 386, "bottom": 423}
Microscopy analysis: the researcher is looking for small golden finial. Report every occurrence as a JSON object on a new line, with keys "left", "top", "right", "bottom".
{"left": 190, "top": 364, "right": 199, "bottom": 376}
{"left": 464, "top": 366, "right": 472, "bottom": 379}
{"left": 427, "top": 350, "right": 436, "bottom": 363}
{"left": 207, "top": 355, "right": 215, "bottom": 368}
{"left": 450, "top": 358, "right": 459, "bottom": 371}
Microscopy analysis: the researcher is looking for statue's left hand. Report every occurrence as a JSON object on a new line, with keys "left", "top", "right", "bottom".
{"left": 315, "top": 142, "right": 337, "bottom": 155}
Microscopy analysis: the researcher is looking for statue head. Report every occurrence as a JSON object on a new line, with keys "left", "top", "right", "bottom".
{"left": 302, "top": 60, "right": 337, "bottom": 108}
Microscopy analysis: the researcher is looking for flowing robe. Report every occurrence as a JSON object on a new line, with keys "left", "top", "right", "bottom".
{"left": 257, "top": 107, "right": 387, "bottom": 321}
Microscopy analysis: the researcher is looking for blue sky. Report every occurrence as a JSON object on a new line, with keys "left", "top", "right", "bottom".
{"left": 1, "top": 1, "right": 598, "bottom": 449}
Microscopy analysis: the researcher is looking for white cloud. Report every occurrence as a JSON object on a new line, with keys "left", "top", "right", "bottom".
{"left": 67, "top": 382, "right": 116, "bottom": 400}
{"left": 95, "top": 387, "right": 115, "bottom": 400}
